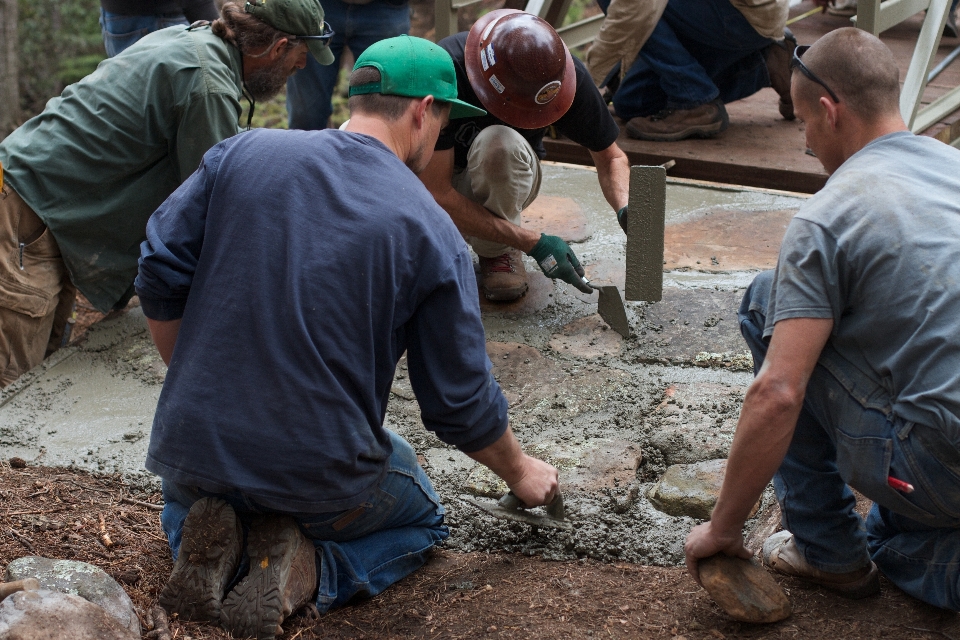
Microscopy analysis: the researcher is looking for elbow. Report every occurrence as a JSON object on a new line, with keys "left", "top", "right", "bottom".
{"left": 747, "top": 375, "right": 806, "bottom": 416}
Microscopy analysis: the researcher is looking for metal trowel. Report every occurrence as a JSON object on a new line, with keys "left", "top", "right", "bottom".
{"left": 585, "top": 280, "right": 631, "bottom": 338}
{"left": 466, "top": 491, "right": 573, "bottom": 531}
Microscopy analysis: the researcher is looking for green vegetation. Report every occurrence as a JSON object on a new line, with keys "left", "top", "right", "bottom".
{"left": 18, "top": 0, "right": 106, "bottom": 117}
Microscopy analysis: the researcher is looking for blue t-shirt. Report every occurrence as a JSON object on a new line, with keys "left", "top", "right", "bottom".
{"left": 769, "top": 131, "right": 960, "bottom": 443}
{"left": 136, "top": 129, "right": 509, "bottom": 513}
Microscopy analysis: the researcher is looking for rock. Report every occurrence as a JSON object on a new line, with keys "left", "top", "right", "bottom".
{"left": 699, "top": 554, "right": 791, "bottom": 623}
{"left": 0, "top": 588, "right": 138, "bottom": 640}
{"left": 647, "top": 459, "right": 759, "bottom": 520}
{"left": 5, "top": 557, "right": 139, "bottom": 635}
{"left": 463, "top": 466, "right": 508, "bottom": 499}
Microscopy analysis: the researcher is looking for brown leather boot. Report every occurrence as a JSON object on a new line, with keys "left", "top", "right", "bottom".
{"left": 159, "top": 497, "right": 243, "bottom": 622}
{"left": 625, "top": 99, "right": 729, "bottom": 142}
{"left": 478, "top": 249, "right": 529, "bottom": 302}
{"left": 221, "top": 516, "right": 318, "bottom": 639}
{"left": 765, "top": 29, "right": 797, "bottom": 120}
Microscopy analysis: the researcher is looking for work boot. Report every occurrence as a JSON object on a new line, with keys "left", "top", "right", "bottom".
{"left": 765, "top": 28, "right": 797, "bottom": 120}
{"left": 221, "top": 516, "right": 318, "bottom": 640}
{"left": 478, "top": 249, "right": 529, "bottom": 302}
{"left": 159, "top": 497, "right": 243, "bottom": 622}
{"left": 762, "top": 530, "right": 881, "bottom": 599}
{"left": 625, "top": 99, "right": 729, "bottom": 142}
{"left": 827, "top": 0, "right": 857, "bottom": 17}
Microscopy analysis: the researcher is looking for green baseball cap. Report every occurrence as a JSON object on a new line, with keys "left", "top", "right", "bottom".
{"left": 244, "top": 0, "right": 335, "bottom": 65}
{"left": 350, "top": 35, "right": 487, "bottom": 120}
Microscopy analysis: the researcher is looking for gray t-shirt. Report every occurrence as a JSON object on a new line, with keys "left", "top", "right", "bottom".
{"left": 768, "top": 131, "right": 960, "bottom": 441}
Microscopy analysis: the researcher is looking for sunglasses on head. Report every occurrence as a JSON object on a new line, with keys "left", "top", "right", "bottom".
{"left": 291, "top": 20, "right": 335, "bottom": 43}
{"left": 791, "top": 45, "right": 840, "bottom": 104}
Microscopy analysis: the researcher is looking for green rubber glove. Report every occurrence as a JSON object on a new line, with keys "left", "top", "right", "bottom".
{"left": 527, "top": 234, "right": 593, "bottom": 294}
{"left": 617, "top": 206, "right": 628, "bottom": 235}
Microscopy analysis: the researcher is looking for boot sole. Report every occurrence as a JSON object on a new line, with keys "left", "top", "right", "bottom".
{"left": 627, "top": 122, "right": 727, "bottom": 142}
{"left": 159, "top": 497, "right": 241, "bottom": 622}
{"left": 483, "top": 284, "right": 529, "bottom": 302}
{"left": 221, "top": 517, "right": 312, "bottom": 640}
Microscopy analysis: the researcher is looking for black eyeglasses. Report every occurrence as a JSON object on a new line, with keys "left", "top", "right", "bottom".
{"left": 291, "top": 21, "right": 335, "bottom": 43}
{"left": 791, "top": 45, "right": 840, "bottom": 104}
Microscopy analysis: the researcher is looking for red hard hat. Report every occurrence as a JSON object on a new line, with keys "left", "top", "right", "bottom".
{"left": 465, "top": 9, "right": 576, "bottom": 129}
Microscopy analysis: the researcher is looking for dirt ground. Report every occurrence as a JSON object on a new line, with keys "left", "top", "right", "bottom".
{"left": 1, "top": 462, "right": 957, "bottom": 640}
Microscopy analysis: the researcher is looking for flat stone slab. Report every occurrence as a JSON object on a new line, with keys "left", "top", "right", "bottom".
{"left": 6, "top": 557, "right": 139, "bottom": 634}
{"left": 699, "top": 554, "right": 791, "bottom": 624}
{"left": 548, "top": 315, "right": 624, "bottom": 359}
{"left": 521, "top": 195, "right": 590, "bottom": 243}
{"left": 644, "top": 382, "right": 745, "bottom": 465}
{"left": 665, "top": 207, "right": 796, "bottom": 272}
{"left": 628, "top": 288, "right": 748, "bottom": 366}
{"left": 648, "top": 459, "right": 760, "bottom": 520}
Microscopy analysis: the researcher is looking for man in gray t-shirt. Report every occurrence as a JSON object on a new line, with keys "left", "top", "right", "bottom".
{"left": 685, "top": 27, "right": 960, "bottom": 611}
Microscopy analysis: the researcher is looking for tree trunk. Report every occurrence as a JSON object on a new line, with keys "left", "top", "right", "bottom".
{"left": 0, "top": 0, "right": 20, "bottom": 139}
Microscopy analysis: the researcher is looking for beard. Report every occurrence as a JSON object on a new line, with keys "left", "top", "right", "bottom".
{"left": 405, "top": 138, "right": 434, "bottom": 175}
{"left": 245, "top": 58, "right": 291, "bottom": 102}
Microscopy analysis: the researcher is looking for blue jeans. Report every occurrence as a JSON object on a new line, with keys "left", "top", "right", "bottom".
{"left": 99, "top": 9, "right": 189, "bottom": 58}
{"left": 741, "top": 270, "right": 960, "bottom": 610}
{"left": 612, "top": 0, "right": 773, "bottom": 119}
{"left": 160, "top": 431, "right": 448, "bottom": 613}
{"left": 285, "top": 0, "right": 410, "bottom": 130}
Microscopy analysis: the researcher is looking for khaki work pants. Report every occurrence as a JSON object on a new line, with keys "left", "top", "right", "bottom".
{"left": 0, "top": 185, "right": 74, "bottom": 387}
{"left": 452, "top": 125, "right": 542, "bottom": 258}
{"left": 585, "top": 0, "right": 668, "bottom": 87}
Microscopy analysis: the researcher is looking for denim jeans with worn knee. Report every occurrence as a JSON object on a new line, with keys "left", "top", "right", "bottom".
{"left": 99, "top": 9, "right": 189, "bottom": 57}
{"left": 741, "top": 270, "right": 960, "bottom": 610}
{"left": 285, "top": 0, "right": 410, "bottom": 130}
{"left": 160, "top": 430, "right": 448, "bottom": 614}
{"left": 613, "top": 0, "right": 772, "bottom": 119}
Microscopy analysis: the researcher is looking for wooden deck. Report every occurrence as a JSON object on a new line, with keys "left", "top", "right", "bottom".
{"left": 544, "top": 0, "right": 960, "bottom": 193}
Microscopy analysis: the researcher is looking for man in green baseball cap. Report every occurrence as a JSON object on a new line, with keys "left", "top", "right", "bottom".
{"left": 145, "top": 34, "right": 558, "bottom": 637}
{"left": 244, "top": 0, "right": 335, "bottom": 65}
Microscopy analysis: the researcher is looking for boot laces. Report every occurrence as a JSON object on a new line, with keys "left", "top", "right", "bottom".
{"left": 486, "top": 253, "right": 515, "bottom": 273}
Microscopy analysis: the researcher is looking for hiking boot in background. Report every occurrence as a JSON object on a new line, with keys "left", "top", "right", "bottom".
{"left": 625, "top": 99, "right": 729, "bottom": 142}
{"left": 765, "top": 28, "right": 798, "bottom": 120}
{"left": 478, "top": 249, "right": 529, "bottom": 302}
{"left": 159, "top": 497, "right": 243, "bottom": 622}
{"left": 827, "top": 0, "right": 858, "bottom": 17}
{"left": 762, "top": 530, "right": 881, "bottom": 599}
{"left": 221, "top": 516, "right": 318, "bottom": 640}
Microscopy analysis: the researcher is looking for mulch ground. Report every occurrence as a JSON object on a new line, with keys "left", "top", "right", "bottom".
{"left": 1, "top": 461, "right": 958, "bottom": 639}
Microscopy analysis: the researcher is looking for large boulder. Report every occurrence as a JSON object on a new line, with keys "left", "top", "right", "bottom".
{"left": 0, "top": 589, "right": 138, "bottom": 640}
{"left": 5, "top": 557, "right": 139, "bottom": 635}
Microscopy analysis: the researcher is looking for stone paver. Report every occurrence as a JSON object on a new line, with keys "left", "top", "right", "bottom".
{"left": 521, "top": 196, "right": 590, "bottom": 243}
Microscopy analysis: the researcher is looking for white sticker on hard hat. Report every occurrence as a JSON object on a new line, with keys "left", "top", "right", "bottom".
{"left": 481, "top": 16, "right": 502, "bottom": 42}
{"left": 489, "top": 74, "right": 505, "bottom": 94}
{"left": 539, "top": 255, "right": 558, "bottom": 273}
{"left": 535, "top": 81, "right": 562, "bottom": 105}
{"left": 486, "top": 44, "right": 496, "bottom": 67}
{"left": 480, "top": 49, "right": 489, "bottom": 71}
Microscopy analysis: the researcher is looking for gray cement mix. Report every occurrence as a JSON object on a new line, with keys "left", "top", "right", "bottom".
{"left": 0, "top": 164, "right": 807, "bottom": 566}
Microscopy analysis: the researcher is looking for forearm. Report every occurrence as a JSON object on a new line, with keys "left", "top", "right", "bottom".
{"left": 465, "top": 426, "right": 559, "bottom": 507}
{"left": 146, "top": 318, "right": 182, "bottom": 366}
{"left": 590, "top": 145, "right": 630, "bottom": 212}
{"left": 465, "top": 427, "right": 527, "bottom": 484}
{"left": 436, "top": 188, "right": 541, "bottom": 253}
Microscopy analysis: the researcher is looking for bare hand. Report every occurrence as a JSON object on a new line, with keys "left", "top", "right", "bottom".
{"left": 505, "top": 455, "right": 559, "bottom": 508}
{"left": 684, "top": 521, "right": 751, "bottom": 586}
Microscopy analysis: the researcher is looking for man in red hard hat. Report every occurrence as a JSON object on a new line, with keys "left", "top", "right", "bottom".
{"left": 419, "top": 10, "right": 630, "bottom": 302}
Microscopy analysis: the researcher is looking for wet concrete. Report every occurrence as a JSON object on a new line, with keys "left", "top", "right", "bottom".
{"left": 0, "top": 163, "right": 808, "bottom": 567}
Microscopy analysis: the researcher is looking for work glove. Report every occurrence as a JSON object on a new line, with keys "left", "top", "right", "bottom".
{"left": 527, "top": 234, "right": 593, "bottom": 294}
{"left": 617, "top": 206, "right": 628, "bottom": 235}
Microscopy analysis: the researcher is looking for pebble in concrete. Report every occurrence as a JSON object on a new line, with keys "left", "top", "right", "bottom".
{"left": 521, "top": 196, "right": 590, "bottom": 243}
{"left": 699, "top": 554, "right": 791, "bottom": 623}
{"left": 0, "top": 589, "right": 138, "bottom": 640}
{"left": 647, "top": 459, "right": 759, "bottom": 520}
{"left": 664, "top": 207, "right": 796, "bottom": 272}
{"left": 6, "top": 556, "right": 140, "bottom": 635}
